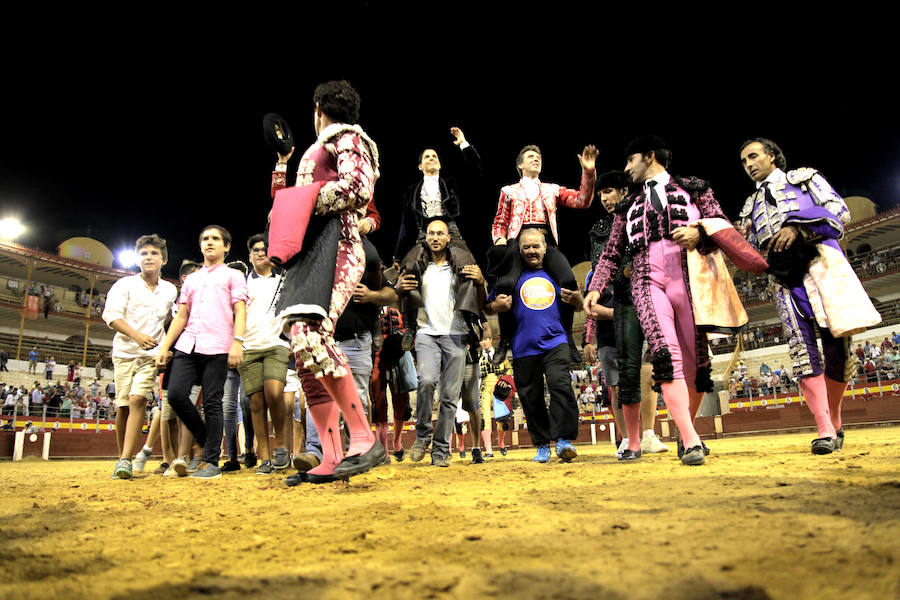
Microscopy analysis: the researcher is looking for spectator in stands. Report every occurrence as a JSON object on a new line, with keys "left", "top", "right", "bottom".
{"left": 759, "top": 362, "right": 771, "bottom": 377}
{"left": 880, "top": 337, "right": 892, "bottom": 354}
{"left": 31, "top": 384, "right": 43, "bottom": 412}
{"left": 46, "top": 389, "right": 61, "bottom": 417}
{"left": 855, "top": 344, "right": 865, "bottom": 361}
{"left": 0, "top": 348, "right": 8, "bottom": 372}
{"left": 60, "top": 395, "right": 72, "bottom": 418}
{"left": 869, "top": 342, "right": 881, "bottom": 360}
{"left": 66, "top": 360, "right": 76, "bottom": 383}
{"left": 1, "top": 419, "right": 13, "bottom": 430}
{"left": 95, "top": 355, "right": 103, "bottom": 380}
{"left": 3, "top": 387, "right": 15, "bottom": 415}
{"left": 891, "top": 347, "right": 900, "bottom": 369}
{"left": 864, "top": 358, "right": 877, "bottom": 382}
{"left": 44, "top": 356, "right": 55, "bottom": 381}
{"left": 893, "top": 331, "right": 900, "bottom": 346}
{"left": 28, "top": 347, "right": 39, "bottom": 375}
{"left": 728, "top": 378, "right": 737, "bottom": 399}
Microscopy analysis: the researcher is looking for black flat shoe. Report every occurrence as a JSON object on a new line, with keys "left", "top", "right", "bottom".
{"left": 811, "top": 437, "right": 834, "bottom": 455}
{"left": 285, "top": 472, "right": 307, "bottom": 487}
{"left": 491, "top": 343, "right": 509, "bottom": 366}
{"left": 306, "top": 471, "right": 345, "bottom": 484}
{"left": 681, "top": 445, "right": 706, "bottom": 466}
{"left": 834, "top": 429, "right": 844, "bottom": 452}
{"left": 333, "top": 441, "right": 387, "bottom": 477}
{"left": 393, "top": 448, "right": 406, "bottom": 462}
{"left": 618, "top": 449, "right": 642, "bottom": 461}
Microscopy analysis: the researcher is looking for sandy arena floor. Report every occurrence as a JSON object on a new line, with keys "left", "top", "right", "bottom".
{"left": 1, "top": 427, "right": 899, "bottom": 600}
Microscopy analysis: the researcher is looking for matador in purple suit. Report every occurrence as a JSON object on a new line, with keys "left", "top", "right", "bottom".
{"left": 738, "top": 138, "right": 880, "bottom": 455}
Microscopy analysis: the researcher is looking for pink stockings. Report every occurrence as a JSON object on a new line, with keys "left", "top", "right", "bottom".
{"left": 799, "top": 374, "right": 837, "bottom": 439}
{"left": 623, "top": 403, "right": 642, "bottom": 452}
{"left": 661, "top": 380, "right": 701, "bottom": 449}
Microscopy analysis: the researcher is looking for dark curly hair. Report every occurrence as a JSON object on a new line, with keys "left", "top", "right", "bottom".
{"left": 740, "top": 137, "right": 787, "bottom": 171}
{"left": 313, "top": 80, "right": 361, "bottom": 124}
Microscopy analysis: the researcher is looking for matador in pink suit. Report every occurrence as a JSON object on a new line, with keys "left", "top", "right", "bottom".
{"left": 585, "top": 136, "right": 741, "bottom": 466}
{"left": 267, "top": 80, "right": 386, "bottom": 483}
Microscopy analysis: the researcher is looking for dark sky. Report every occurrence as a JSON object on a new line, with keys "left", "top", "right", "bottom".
{"left": 2, "top": 10, "right": 895, "bottom": 279}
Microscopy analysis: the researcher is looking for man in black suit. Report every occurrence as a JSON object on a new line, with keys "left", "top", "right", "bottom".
{"left": 393, "top": 127, "right": 483, "bottom": 349}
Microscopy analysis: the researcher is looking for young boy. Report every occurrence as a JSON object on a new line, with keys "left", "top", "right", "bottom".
{"left": 155, "top": 225, "right": 248, "bottom": 479}
{"left": 102, "top": 234, "right": 178, "bottom": 479}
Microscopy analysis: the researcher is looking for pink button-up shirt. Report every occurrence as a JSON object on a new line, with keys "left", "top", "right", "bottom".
{"left": 174, "top": 264, "right": 248, "bottom": 355}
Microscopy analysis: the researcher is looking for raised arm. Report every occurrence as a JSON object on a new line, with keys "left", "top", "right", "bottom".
{"left": 557, "top": 145, "right": 598, "bottom": 209}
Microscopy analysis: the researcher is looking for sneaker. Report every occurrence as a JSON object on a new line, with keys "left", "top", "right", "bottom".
{"left": 681, "top": 445, "right": 706, "bottom": 466}
{"left": 132, "top": 449, "right": 151, "bottom": 472}
{"left": 431, "top": 454, "right": 450, "bottom": 468}
{"left": 220, "top": 459, "right": 242, "bottom": 472}
{"left": 187, "top": 455, "right": 203, "bottom": 473}
{"left": 113, "top": 458, "right": 132, "bottom": 480}
{"left": 484, "top": 452, "right": 494, "bottom": 459}
{"left": 618, "top": 449, "right": 642, "bottom": 461}
{"left": 171, "top": 457, "right": 189, "bottom": 477}
{"left": 811, "top": 437, "right": 834, "bottom": 455}
{"left": 292, "top": 453, "right": 321, "bottom": 472}
{"left": 272, "top": 447, "right": 290, "bottom": 470}
{"left": 641, "top": 434, "right": 669, "bottom": 454}
{"left": 256, "top": 460, "right": 276, "bottom": 474}
{"left": 499, "top": 447, "right": 508, "bottom": 456}
{"left": 555, "top": 439, "right": 577, "bottom": 462}
{"left": 616, "top": 438, "right": 629, "bottom": 459}
{"left": 189, "top": 462, "right": 222, "bottom": 479}
{"left": 153, "top": 462, "right": 170, "bottom": 475}
{"left": 459, "top": 450, "right": 466, "bottom": 459}
{"left": 392, "top": 448, "right": 406, "bottom": 462}
{"left": 243, "top": 451, "right": 257, "bottom": 469}
{"left": 163, "top": 464, "right": 179, "bottom": 477}
{"left": 533, "top": 444, "right": 551, "bottom": 463}
{"left": 409, "top": 438, "right": 428, "bottom": 462}
{"left": 471, "top": 448, "right": 484, "bottom": 464}
{"left": 676, "top": 438, "right": 685, "bottom": 459}
{"left": 702, "top": 441, "right": 711, "bottom": 456}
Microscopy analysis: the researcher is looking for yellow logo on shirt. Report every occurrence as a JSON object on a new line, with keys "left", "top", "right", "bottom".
{"left": 520, "top": 276, "right": 555, "bottom": 310}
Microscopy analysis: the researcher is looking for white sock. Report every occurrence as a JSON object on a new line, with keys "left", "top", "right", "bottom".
{"left": 141, "top": 446, "right": 152, "bottom": 456}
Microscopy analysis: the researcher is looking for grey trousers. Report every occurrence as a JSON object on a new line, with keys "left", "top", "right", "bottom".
{"left": 414, "top": 332, "right": 466, "bottom": 458}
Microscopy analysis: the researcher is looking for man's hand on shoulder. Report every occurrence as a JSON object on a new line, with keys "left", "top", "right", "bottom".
{"left": 352, "top": 283, "right": 373, "bottom": 304}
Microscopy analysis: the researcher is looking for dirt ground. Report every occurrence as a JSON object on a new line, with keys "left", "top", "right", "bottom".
{"left": 1, "top": 427, "right": 899, "bottom": 600}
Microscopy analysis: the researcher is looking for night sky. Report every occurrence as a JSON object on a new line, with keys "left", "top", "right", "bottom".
{"left": 2, "top": 10, "right": 894, "bottom": 280}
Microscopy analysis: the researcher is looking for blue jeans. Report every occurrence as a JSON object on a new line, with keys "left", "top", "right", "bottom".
{"left": 337, "top": 332, "right": 373, "bottom": 412}
{"left": 304, "top": 331, "right": 374, "bottom": 460}
{"left": 222, "top": 369, "right": 243, "bottom": 460}
{"left": 414, "top": 332, "right": 466, "bottom": 458}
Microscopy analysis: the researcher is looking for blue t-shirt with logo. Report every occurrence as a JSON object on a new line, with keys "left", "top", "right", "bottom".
{"left": 511, "top": 269, "right": 567, "bottom": 359}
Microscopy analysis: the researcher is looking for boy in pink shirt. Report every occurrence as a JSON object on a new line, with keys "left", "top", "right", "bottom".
{"left": 156, "top": 225, "right": 248, "bottom": 479}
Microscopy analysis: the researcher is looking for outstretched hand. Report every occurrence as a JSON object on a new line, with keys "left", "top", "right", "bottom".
{"left": 450, "top": 126, "right": 467, "bottom": 146}
{"left": 577, "top": 145, "right": 599, "bottom": 170}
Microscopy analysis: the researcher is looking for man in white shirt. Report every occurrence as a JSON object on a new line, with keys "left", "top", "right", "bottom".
{"left": 395, "top": 218, "right": 486, "bottom": 467}
{"left": 236, "top": 234, "right": 292, "bottom": 474}
{"left": 102, "top": 234, "right": 178, "bottom": 479}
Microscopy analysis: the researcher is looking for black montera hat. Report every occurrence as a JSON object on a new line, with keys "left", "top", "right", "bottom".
{"left": 624, "top": 135, "right": 669, "bottom": 158}
{"left": 596, "top": 170, "right": 631, "bottom": 190}
{"left": 262, "top": 113, "right": 295, "bottom": 156}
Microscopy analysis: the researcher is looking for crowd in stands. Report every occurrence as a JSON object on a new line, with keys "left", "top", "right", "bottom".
{"left": 1, "top": 376, "right": 121, "bottom": 421}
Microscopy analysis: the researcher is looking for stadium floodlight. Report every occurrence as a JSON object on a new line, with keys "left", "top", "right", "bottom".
{"left": 0, "top": 218, "right": 25, "bottom": 240}
{"left": 117, "top": 249, "right": 138, "bottom": 268}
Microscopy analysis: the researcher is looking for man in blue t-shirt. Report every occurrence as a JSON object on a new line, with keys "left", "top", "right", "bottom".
{"left": 485, "top": 228, "right": 584, "bottom": 463}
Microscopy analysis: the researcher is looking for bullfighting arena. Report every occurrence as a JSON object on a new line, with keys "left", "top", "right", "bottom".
{"left": 2, "top": 427, "right": 899, "bottom": 600}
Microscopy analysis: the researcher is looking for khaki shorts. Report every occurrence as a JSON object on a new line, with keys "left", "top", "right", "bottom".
{"left": 237, "top": 346, "right": 290, "bottom": 395}
{"left": 113, "top": 356, "right": 158, "bottom": 407}
{"left": 160, "top": 384, "right": 201, "bottom": 420}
